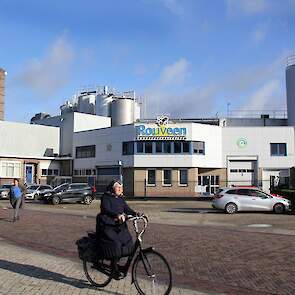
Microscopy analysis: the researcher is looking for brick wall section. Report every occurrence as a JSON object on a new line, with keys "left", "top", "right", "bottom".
{"left": 133, "top": 167, "right": 199, "bottom": 197}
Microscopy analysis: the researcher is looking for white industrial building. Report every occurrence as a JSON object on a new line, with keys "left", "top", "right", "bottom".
{"left": 0, "top": 60, "right": 294, "bottom": 196}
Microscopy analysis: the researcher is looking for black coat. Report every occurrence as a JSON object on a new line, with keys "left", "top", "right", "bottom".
{"left": 96, "top": 192, "right": 136, "bottom": 258}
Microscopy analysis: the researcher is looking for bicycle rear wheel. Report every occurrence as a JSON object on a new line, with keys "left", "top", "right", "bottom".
{"left": 133, "top": 250, "right": 172, "bottom": 295}
{"left": 83, "top": 258, "right": 113, "bottom": 288}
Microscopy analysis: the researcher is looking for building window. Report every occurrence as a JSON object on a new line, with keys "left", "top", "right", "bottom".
{"left": 147, "top": 169, "right": 156, "bottom": 186}
{"left": 179, "top": 169, "right": 188, "bottom": 186}
{"left": 163, "top": 169, "right": 172, "bottom": 186}
{"left": 74, "top": 170, "right": 79, "bottom": 176}
{"left": 76, "top": 145, "right": 96, "bottom": 158}
{"left": 47, "top": 169, "right": 53, "bottom": 176}
{"left": 145, "top": 141, "right": 153, "bottom": 153}
{"left": 122, "top": 142, "right": 134, "bottom": 155}
{"left": 182, "top": 141, "right": 190, "bottom": 153}
{"left": 53, "top": 169, "right": 59, "bottom": 176}
{"left": 41, "top": 169, "right": 47, "bottom": 176}
{"left": 136, "top": 141, "right": 144, "bottom": 153}
{"left": 156, "top": 141, "right": 163, "bottom": 153}
{"left": 174, "top": 142, "right": 181, "bottom": 153}
{"left": 163, "top": 142, "right": 172, "bottom": 154}
{"left": 270, "top": 143, "right": 287, "bottom": 156}
{"left": 192, "top": 141, "right": 205, "bottom": 155}
{"left": 86, "top": 169, "right": 92, "bottom": 176}
{"left": 0, "top": 161, "right": 21, "bottom": 178}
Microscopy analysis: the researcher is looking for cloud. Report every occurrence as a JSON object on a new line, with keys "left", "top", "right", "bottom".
{"left": 252, "top": 22, "right": 269, "bottom": 43}
{"left": 15, "top": 35, "right": 74, "bottom": 97}
{"left": 159, "top": 0, "right": 184, "bottom": 15}
{"left": 226, "top": 0, "right": 295, "bottom": 16}
{"left": 143, "top": 53, "right": 287, "bottom": 119}
{"left": 240, "top": 79, "right": 282, "bottom": 111}
{"left": 158, "top": 58, "right": 190, "bottom": 86}
{"left": 144, "top": 58, "right": 215, "bottom": 117}
{"left": 226, "top": 0, "right": 269, "bottom": 15}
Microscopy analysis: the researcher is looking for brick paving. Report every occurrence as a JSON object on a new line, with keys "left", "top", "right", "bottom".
{"left": 0, "top": 240, "right": 204, "bottom": 295}
{"left": 0, "top": 208, "right": 295, "bottom": 294}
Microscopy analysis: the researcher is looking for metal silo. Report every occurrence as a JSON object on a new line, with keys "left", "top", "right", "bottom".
{"left": 95, "top": 94, "right": 113, "bottom": 117}
{"left": 286, "top": 55, "right": 295, "bottom": 126}
{"left": 111, "top": 98, "right": 135, "bottom": 126}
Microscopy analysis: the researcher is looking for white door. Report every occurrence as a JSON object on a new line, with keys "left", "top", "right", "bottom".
{"left": 228, "top": 160, "right": 257, "bottom": 186}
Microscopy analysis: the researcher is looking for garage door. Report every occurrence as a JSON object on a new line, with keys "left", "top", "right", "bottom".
{"left": 228, "top": 160, "right": 257, "bottom": 186}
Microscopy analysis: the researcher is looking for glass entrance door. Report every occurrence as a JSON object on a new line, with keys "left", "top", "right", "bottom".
{"left": 198, "top": 175, "right": 220, "bottom": 195}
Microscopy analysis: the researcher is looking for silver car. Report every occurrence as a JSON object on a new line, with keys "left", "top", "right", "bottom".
{"left": 25, "top": 184, "right": 52, "bottom": 200}
{"left": 212, "top": 187, "right": 291, "bottom": 214}
{"left": 0, "top": 184, "right": 13, "bottom": 199}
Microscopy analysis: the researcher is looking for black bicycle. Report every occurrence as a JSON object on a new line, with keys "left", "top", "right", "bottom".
{"left": 83, "top": 215, "right": 172, "bottom": 295}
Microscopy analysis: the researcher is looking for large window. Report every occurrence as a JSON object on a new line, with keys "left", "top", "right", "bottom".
{"left": 122, "top": 142, "right": 134, "bottom": 155}
{"left": 145, "top": 141, "right": 153, "bottom": 153}
{"left": 179, "top": 169, "right": 188, "bottom": 186}
{"left": 0, "top": 161, "right": 21, "bottom": 178}
{"left": 147, "top": 169, "right": 156, "bottom": 186}
{"left": 156, "top": 141, "right": 163, "bottom": 153}
{"left": 136, "top": 141, "right": 144, "bottom": 153}
{"left": 192, "top": 141, "right": 205, "bottom": 155}
{"left": 270, "top": 143, "right": 287, "bottom": 156}
{"left": 163, "top": 169, "right": 172, "bottom": 186}
{"left": 174, "top": 142, "right": 182, "bottom": 153}
{"left": 76, "top": 145, "right": 96, "bottom": 158}
{"left": 182, "top": 141, "right": 190, "bottom": 153}
{"left": 163, "top": 142, "right": 172, "bottom": 153}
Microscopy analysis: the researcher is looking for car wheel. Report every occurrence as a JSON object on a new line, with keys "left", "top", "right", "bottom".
{"left": 273, "top": 203, "right": 285, "bottom": 214}
{"left": 84, "top": 195, "right": 93, "bottom": 205}
{"left": 225, "top": 202, "right": 238, "bottom": 214}
{"left": 52, "top": 196, "right": 60, "bottom": 205}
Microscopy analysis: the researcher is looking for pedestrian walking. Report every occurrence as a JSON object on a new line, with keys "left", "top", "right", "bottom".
{"left": 10, "top": 179, "right": 24, "bottom": 222}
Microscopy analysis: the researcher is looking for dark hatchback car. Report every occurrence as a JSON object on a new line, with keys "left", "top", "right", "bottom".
{"left": 40, "top": 183, "right": 96, "bottom": 205}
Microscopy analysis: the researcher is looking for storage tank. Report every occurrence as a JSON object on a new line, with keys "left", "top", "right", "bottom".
{"left": 95, "top": 94, "right": 113, "bottom": 117}
{"left": 286, "top": 55, "right": 295, "bottom": 126}
{"left": 134, "top": 102, "right": 141, "bottom": 121}
{"left": 77, "top": 94, "right": 96, "bottom": 114}
{"left": 111, "top": 98, "right": 135, "bottom": 126}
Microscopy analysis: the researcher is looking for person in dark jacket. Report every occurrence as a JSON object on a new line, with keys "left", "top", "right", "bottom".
{"left": 96, "top": 180, "right": 138, "bottom": 276}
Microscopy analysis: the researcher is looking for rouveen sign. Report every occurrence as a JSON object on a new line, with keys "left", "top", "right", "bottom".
{"left": 136, "top": 115, "right": 187, "bottom": 140}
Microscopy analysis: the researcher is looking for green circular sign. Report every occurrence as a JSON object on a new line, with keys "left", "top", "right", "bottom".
{"left": 237, "top": 138, "right": 247, "bottom": 148}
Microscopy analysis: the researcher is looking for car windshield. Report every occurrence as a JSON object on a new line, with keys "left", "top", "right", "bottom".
{"left": 53, "top": 183, "right": 69, "bottom": 192}
{"left": 28, "top": 185, "right": 39, "bottom": 190}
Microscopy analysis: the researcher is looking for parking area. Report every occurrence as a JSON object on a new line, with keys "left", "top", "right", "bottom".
{"left": 2, "top": 199, "right": 295, "bottom": 232}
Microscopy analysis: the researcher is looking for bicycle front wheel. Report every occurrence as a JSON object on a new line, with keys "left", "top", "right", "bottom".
{"left": 83, "top": 258, "right": 113, "bottom": 288}
{"left": 133, "top": 250, "right": 172, "bottom": 295}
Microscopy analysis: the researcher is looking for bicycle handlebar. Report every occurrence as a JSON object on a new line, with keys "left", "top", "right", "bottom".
{"left": 126, "top": 214, "right": 148, "bottom": 242}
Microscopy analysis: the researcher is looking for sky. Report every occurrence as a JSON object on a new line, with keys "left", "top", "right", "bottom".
{"left": 1, "top": 0, "right": 295, "bottom": 122}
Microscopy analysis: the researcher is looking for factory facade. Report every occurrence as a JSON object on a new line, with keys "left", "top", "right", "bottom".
{"left": 0, "top": 58, "right": 294, "bottom": 196}
{"left": 72, "top": 117, "right": 295, "bottom": 196}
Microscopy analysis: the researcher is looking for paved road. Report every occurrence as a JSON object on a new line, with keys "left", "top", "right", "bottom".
{"left": 1, "top": 207, "right": 295, "bottom": 294}
{"left": 0, "top": 240, "right": 204, "bottom": 295}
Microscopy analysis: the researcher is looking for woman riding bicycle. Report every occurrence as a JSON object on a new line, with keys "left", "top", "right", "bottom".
{"left": 96, "top": 180, "right": 138, "bottom": 276}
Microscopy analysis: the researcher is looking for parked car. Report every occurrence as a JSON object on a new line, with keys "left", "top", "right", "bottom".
{"left": 25, "top": 184, "right": 53, "bottom": 200}
{"left": 42, "top": 183, "right": 95, "bottom": 205}
{"left": 0, "top": 184, "right": 13, "bottom": 199}
{"left": 212, "top": 187, "right": 291, "bottom": 214}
